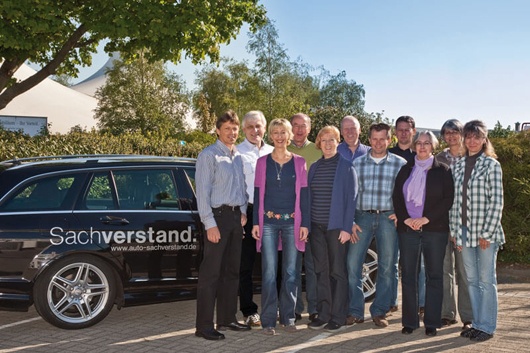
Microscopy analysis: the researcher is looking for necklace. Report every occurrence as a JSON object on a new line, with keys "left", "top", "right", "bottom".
{"left": 274, "top": 161, "right": 283, "bottom": 181}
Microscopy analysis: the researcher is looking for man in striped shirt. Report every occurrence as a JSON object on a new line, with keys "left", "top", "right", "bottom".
{"left": 347, "top": 123, "right": 407, "bottom": 328}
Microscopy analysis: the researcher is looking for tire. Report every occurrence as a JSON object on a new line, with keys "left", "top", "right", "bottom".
{"left": 363, "top": 241, "right": 378, "bottom": 301}
{"left": 33, "top": 255, "right": 117, "bottom": 329}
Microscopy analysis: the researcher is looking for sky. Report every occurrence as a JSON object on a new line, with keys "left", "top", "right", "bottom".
{"left": 77, "top": 0, "right": 530, "bottom": 130}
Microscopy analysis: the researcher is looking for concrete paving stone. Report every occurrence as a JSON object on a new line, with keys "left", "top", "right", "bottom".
{"left": 1, "top": 274, "right": 530, "bottom": 353}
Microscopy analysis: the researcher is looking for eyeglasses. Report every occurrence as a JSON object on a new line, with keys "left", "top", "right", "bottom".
{"left": 415, "top": 142, "right": 432, "bottom": 147}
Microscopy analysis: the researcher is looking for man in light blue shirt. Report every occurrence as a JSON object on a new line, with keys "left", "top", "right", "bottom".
{"left": 195, "top": 110, "right": 250, "bottom": 340}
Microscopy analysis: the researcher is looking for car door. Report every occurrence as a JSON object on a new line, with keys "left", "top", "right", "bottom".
{"left": 0, "top": 172, "right": 84, "bottom": 280}
{"left": 72, "top": 166, "right": 202, "bottom": 304}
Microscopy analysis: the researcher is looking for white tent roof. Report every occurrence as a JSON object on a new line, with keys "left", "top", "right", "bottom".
{"left": 71, "top": 53, "right": 120, "bottom": 97}
{"left": 0, "top": 64, "right": 98, "bottom": 133}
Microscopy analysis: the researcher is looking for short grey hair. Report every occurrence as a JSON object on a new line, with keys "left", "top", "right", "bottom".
{"left": 413, "top": 131, "right": 439, "bottom": 150}
{"left": 242, "top": 110, "right": 267, "bottom": 129}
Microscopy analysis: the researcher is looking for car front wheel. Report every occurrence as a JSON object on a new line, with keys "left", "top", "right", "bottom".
{"left": 363, "top": 243, "right": 378, "bottom": 301}
{"left": 33, "top": 255, "right": 117, "bottom": 329}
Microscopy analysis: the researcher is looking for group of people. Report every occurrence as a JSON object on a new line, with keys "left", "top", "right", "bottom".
{"left": 194, "top": 110, "right": 505, "bottom": 344}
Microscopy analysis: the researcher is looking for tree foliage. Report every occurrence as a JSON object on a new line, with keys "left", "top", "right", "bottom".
{"left": 0, "top": 0, "right": 266, "bottom": 109}
{"left": 94, "top": 52, "right": 188, "bottom": 137}
{"left": 318, "top": 70, "right": 365, "bottom": 115}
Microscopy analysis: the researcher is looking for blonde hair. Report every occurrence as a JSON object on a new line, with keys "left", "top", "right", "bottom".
{"left": 315, "top": 126, "right": 340, "bottom": 150}
{"left": 268, "top": 118, "right": 294, "bottom": 144}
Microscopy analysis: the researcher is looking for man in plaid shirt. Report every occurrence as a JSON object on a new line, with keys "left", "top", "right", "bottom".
{"left": 346, "top": 123, "right": 407, "bottom": 328}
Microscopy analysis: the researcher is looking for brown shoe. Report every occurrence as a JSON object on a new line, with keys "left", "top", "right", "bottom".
{"left": 373, "top": 315, "right": 389, "bottom": 327}
{"left": 345, "top": 315, "right": 365, "bottom": 325}
{"left": 441, "top": 318, "right": 458, "bottom": 326}
{"left": 389, "top": 305, "right": 398, "bottom": 313}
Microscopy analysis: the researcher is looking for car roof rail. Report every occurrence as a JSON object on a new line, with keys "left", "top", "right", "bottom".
{"left": 0, "top": 154, "right": 165, "bottom": 166}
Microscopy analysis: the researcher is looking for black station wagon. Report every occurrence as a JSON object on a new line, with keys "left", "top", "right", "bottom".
{"left": 0, "top": 155, "right": 377, "bottom": 329}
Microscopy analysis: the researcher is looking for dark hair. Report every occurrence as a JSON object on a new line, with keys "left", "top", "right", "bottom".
{"left": 216, "top": 110, "right": 239, "bottom": 129}
{"left": 369, "top": 123, "right": 392, "bottom": 139}
{"left": 441, "top": 119, "right": 464, "bottom": 135}
{"left": 395, "top": 115, "right": 415, "bottom": 129}
{"left": 463, "top": 120, "right": 497, "bottom": 158}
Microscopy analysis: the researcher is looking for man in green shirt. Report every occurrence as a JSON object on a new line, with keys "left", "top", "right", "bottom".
{"left": 287, "top": 113, "right": 322, "bottom": 322}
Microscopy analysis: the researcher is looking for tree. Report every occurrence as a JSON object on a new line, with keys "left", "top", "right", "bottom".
{"left": 194, "top": 93, "right": 216, "bottom": 133}
{"left": 246, "top": 19, "right": 289, "bottom": 118}
{"left": 0, "top": 1, "right": 266, "bottom": 110}
{"left": 194, "top": 58, "right": 263, "bottom": 119}
{"left": 318, "top": 70, "right": 365, "bottom": 115}
{"left": 94, "top": 51, "right": 188, "bottom": 137}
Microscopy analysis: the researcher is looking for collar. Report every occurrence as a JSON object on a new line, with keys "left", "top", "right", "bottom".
{"left": 291, "top": 139, "right": 310, "bottom": 149}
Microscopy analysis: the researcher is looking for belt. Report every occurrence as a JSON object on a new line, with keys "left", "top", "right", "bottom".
{"left": 212, "top": 205, "right": 240, "bottom": 212}
{"left": 363, "top": 209, "right": 391, "bottom": 214}
{"left": 406, "top": 226, "right": 423, "bottom": 233}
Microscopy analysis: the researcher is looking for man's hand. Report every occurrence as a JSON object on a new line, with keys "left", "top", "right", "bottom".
{"left": 351, "top": 224, "right": 362, "bottom": 243}
{"left": 241, "top": 214, "right": 247, "bottom": 227}
{"left": 251, "top": 225, "right": 260, "bottom": 240}
{"left": 389, "top": 213, "right": 398, "bottom": 227}
{"left": 206, "top": 226, "right": 221, "bottom": 243}
{"left": 300, "top": 227, "right": 309, "bottom": 242}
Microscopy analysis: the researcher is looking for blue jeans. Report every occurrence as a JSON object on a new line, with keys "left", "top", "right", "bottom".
{"left": 347, "top": 210, "right": 399, "bottom": 318}
{"left": 461, "top": 227, "right": 499, "bottom": 335}
{"left": 260, "top": 222, "right": 299, "bottom": 328}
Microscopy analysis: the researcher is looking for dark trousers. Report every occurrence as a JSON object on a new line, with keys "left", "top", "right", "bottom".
{"left": 196, "top": 207, "right": 243, "bottom": 330}
{"left": 399, "top": 230, "right": 448, "bottom": 329}
{"left": 310, "top": 223, "right": 348, "bottom": 325}
{"left": 239, "top": 204, "right": 258, "bottom": 317}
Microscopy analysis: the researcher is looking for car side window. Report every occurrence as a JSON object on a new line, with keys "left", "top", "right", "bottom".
{"left": 85, "top": 172, "right": 115, "bottom": 210}
{"left": 113, "top": 169, "right": 180, "bottom": 210}
{"left": 0, "top": 175, "right": 75, "bottom": 211}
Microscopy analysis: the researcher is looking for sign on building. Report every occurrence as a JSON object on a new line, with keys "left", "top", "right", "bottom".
{"left": 0, "top": 115, "right": 48, "bottom": 136}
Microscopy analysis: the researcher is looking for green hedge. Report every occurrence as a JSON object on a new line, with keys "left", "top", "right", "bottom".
{"left": 1, "top": 129, "right": 529, "bottom": 264}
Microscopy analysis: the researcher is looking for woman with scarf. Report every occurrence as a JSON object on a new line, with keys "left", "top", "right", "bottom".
{"left": 393, "top": 131, "right": 454, "bottom": 337}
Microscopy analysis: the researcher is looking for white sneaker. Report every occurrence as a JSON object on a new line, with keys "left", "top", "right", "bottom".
{"left": 244, "top": 313, "right": 261, "bottom": 327}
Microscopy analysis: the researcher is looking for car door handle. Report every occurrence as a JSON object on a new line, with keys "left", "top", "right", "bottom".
{"left": 100, "top": 216, "right": 130, "bottom": 225}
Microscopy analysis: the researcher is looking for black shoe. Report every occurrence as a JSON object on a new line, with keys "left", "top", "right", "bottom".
{"left": 308, "top": 313, "right": 318, "bottom": 322}
{"left": 307, "top": 319, "right": 327, "bottom": 330}
{"left": 461, "top": 327, "right": 477, "bottom": 338}
{"left": 295, "top": 313, "right": 302, "bottom": 322}
{"left": 195, "top": 328, "right": 225, "bottom": 340}
{"left": 425, "top": 327, "right": 437, "bottom": 336}
{"left": 402, "top": 327, "right": 414, "bottom": 334}
{"left": 324, "top": 321, "right": 346, "bottom": 332}
{"left": 441, "top": 318, "right": 458, "bottom": 326}
{"left": 216, "top": 322, "right": 251, "bottom": 331}
{"left": 470, "top": 330, "right": 493, "bottom": 342}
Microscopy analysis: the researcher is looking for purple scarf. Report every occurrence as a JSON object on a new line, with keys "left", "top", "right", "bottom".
{"left": 406, "top": 155, "right": 434, "bottom": 207}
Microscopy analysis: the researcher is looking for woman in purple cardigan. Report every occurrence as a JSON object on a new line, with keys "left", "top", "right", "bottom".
{"left": 393, "top": 131, "right": 454, "bottom": 337}
{"left": 251, "top": 118, "right": 310, "bottom": 336}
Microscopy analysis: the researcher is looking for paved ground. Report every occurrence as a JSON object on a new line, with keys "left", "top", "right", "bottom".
{"left": 1, "top": 266, "right": 529, "bottom": 353}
